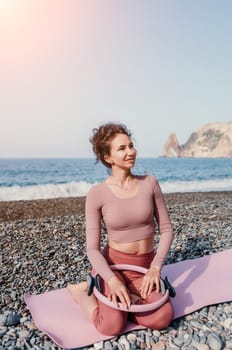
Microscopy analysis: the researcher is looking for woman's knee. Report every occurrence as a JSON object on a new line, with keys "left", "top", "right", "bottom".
{"left": 153, "top": 302, "right": 174, "bottom": 329}
{"left": 135, "top": 300, "right": 174, "bottom": 330}
{"left": 93, "top": 309, "right": 127, "bottom": 336}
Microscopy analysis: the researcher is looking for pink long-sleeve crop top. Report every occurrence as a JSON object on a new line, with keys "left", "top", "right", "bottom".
{"left": 86, "top": 175, "right": 173, "bottom": 282}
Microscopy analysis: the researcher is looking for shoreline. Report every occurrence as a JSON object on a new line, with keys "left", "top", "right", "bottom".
{"left": 0, "top": 190, "right": 231, "bottom": 223}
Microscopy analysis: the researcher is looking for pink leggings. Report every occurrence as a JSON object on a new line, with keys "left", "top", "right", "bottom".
{"left": 91, "top": 246, "right": 174, "bottom": 336}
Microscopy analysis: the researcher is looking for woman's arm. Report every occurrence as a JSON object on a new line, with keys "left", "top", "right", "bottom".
{"left": 85, "top": 185, "right": 115, "bottom": 282}
{"left": 86, "top": 185, "right": 131, "bottom": 308}
{"left": 151, "top": 176, "right": 174, "bottom": 269}
{"left": 140, "top": 176, "right": 173, "bottom": 298}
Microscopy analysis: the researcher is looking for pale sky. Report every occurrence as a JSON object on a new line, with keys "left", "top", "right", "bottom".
{"left": 0, "top": 0, "right": 231, "bottom": 158}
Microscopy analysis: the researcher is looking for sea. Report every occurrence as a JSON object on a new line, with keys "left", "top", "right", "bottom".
{"left": 0, "top": 158, "right": 231, "bottom": 201}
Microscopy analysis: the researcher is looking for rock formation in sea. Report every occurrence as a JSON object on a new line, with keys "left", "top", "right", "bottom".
{"left": 162, "top": 122, "right": 232, "bottom": 158}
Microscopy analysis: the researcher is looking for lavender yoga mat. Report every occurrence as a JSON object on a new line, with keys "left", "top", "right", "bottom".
{"left": 24, "top": 248, "right": 232, "bottom": 349}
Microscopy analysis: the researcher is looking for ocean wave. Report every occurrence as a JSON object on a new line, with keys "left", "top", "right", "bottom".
{"left": 0, "top": 178, "right": 232, "bottom": 201}
{"left": 0, "top": 181, "right": 95, "bottom": 201}
{"left": 160, "top": 178, "right": 232, "bottom": 193}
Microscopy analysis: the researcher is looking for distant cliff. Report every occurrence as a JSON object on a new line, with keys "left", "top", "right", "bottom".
{"left": 162, "top": 122, "right": 232, "bottom": 158}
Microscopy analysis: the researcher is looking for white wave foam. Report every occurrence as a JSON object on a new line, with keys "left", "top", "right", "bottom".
{"left": 160, "top": 178, "right": 232, "bottom": 194}
{"left": 0, "top": 181, "right": 96, "bottom": 201}
{"left": 0, "top": 178, "right": 232, "bottom": 201}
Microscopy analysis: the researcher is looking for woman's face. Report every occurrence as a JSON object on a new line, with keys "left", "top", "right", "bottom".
{"left": 105, "top": 133, "right": 136, "bottom": 169}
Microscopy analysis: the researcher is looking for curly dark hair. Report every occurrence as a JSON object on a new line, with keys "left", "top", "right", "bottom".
{"left": 89, "top": 123, "right": 132, "bottom": 168}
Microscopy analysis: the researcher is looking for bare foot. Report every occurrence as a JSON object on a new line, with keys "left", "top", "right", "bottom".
{"left": 67, "top": 282, "right": 98, "bottom": 320}
{"left": 67, "top": 281, "right": 88, "bottom": 303}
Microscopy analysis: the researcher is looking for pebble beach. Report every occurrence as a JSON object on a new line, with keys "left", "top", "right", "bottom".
{"left": 0, "top": 191, "right": 232, "bottom": 350}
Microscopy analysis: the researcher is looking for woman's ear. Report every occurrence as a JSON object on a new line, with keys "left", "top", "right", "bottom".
{"left": 104, "top": 154, "right": 113, "bottom": 166}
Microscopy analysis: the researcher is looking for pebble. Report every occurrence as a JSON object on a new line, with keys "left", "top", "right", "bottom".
{"left": 173, "top": 335, "right": 185, "bottom": 347}
{"left": 152, "top": 341, "right": 165, "bottom": 350}
{"left": 207, "top": 333, "right": 223, "bottom": 350}
{"left": 118, "top": 337, "right": 130, "bottom": 350}
{"left": 183, "top": 334, "right": 192, "bottom": 347}
{"left": 18, "top": 329, "right": 30, "bottom": 340}
{"left": 104, "top": 341, "right": 113, "bottom": 350}
{"left": 20, "top": 316, "right": 28, "bottom": 323}
{"left": 94, "top": 341, "right": 104, "bottom": 349}
{"left": 153, "top": 330, "right": 161, "bottom": 338}
{"left": 190, "top": 320, "right": 202, "bottom": 329}
{"left": 0, "top": 315, "right": 7, "bottom": 325}
{"left": 223, "top": 317, "right": 232, "bottom": 329}
{"left": 0, "top": 194, "right": 231, "bottom": 350}
{"left": 0, "top": 326, "right": 7, "bottom": 337}
{"left": 127, "top": 333, "right": 137, "bottom": 343}
{"left": 196, "top": 344, "right": 209, "bottom": 350}
{"left": 6, "top": 314, "right": 21, "bottom": 326}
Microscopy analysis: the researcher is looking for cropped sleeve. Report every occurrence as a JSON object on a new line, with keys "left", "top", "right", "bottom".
{"left": 148, "top": 176, "right": 174, "bottom": 269}
{"left": 85, "top": 185, "right": 114, "bottom": 282}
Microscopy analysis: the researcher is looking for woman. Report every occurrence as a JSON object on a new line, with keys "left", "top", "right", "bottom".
{"left": 68, "top": 123, "right": 174, "bottom": 335}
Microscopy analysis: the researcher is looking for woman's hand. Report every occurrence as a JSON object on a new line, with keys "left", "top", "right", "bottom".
{"left": 107, "top": 275, "right": 131, "bottom": 309}
{"left": 140, "top": 265, "right": 161, "bottom": 299}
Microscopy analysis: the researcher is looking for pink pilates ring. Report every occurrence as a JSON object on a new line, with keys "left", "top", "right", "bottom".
{"left": 92, "top": 264, "right": 169, "bottom": 313}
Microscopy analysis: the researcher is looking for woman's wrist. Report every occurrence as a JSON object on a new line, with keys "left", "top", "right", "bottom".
{"left": 106, "top": 273, "right": 116, "bottom": 284}
{"left": 149, "top": 264, "right": 161, "bottom": 273}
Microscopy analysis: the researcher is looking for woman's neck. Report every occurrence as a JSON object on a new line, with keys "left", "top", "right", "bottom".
{"left": 108, "top": 170, "right": 134, "bottom": 191}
